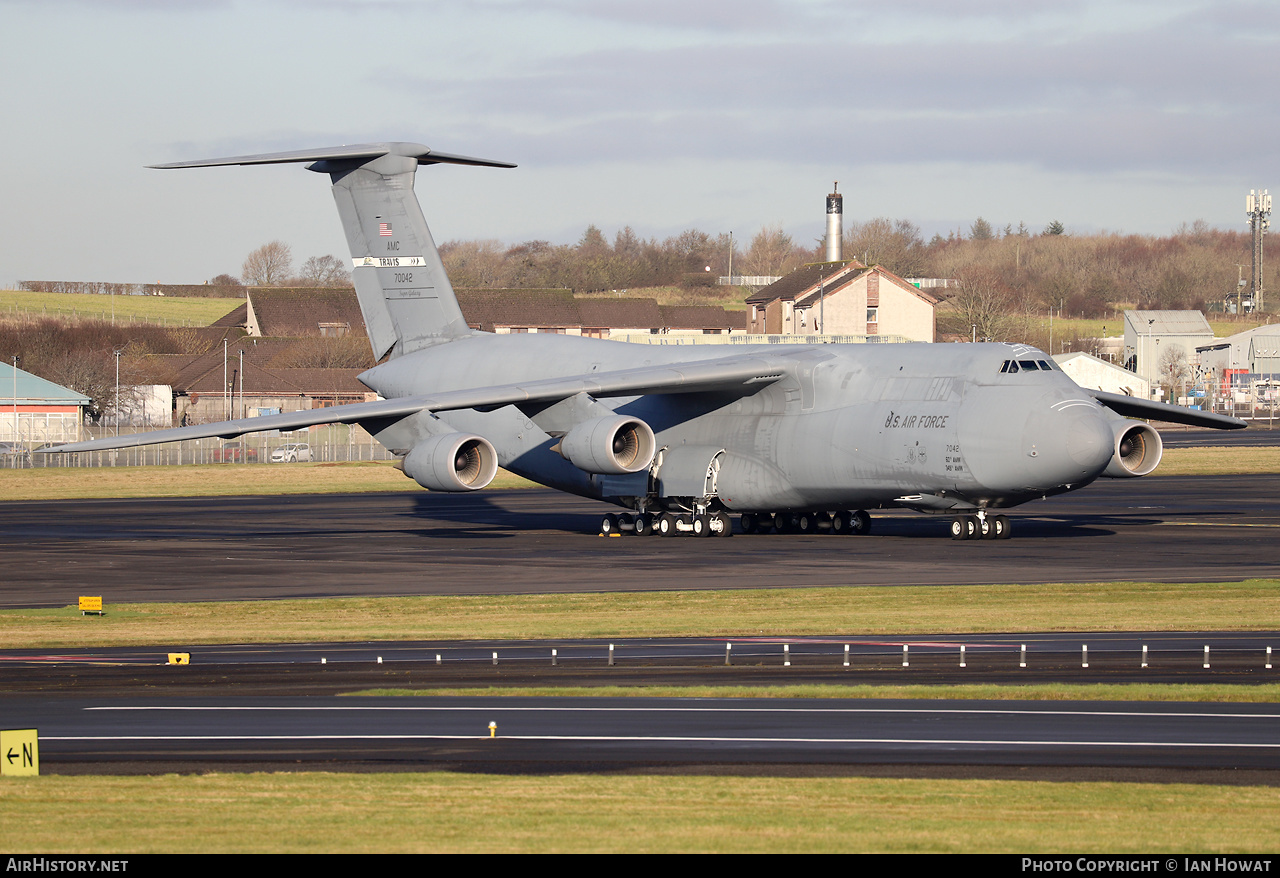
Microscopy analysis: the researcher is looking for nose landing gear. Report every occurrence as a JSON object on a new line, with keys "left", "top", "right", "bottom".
{"left": 950, "top": 512, "right": 1010, "bottom": 540}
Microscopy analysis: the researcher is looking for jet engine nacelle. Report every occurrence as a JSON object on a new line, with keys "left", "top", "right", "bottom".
{"left": 402, "top": 432, "right": 499, "bottom": 491}
{"left": 558, "top": 415, "right": 656, "bottom": 475}
{"left": 1101, "top": 420, "right": 1163, "bottom": 478}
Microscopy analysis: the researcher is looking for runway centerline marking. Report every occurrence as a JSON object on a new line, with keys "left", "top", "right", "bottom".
{"left": 41, "top": 734, "right": 1280, "bottom": 749}
{"left": 84, "top": 705, "right": 1280, "bottom": 720}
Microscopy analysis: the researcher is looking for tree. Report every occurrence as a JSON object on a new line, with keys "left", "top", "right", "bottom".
{"left": 742, "top": 224, "right": 799, "bottom": 277}
{"left": 949, "top": 266, "right": 1028, "bottom": 342}
{"left": 970, "top": 217, "right": 994, "bottom": 241}
{"left": 298, "top": 255, "right": 350, "bottom": 287}
{"left": 843, "top": 218, "right": 927, "bottom": 276}
{"left": 241, "top": 241, "right": 293, "bottom": 286}
{"left": 1044, "top": 220, "right": 1066, "bottom": 236}
{"left": 208, "top": 274, "right": 242, "bottom": 287}
{"left": 1158, "top": 344, "right": 1190, "bottom": 400}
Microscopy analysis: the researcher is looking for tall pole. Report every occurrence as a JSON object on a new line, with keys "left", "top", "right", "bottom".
{"left": 11, "top": 356, "right": 17, "bottom": 445}
{"left": 727, "top": 232, "right": 733, "bottom": 286}
{"left": 113, "top": 349, "right": 121, "bottom": 438}
{"left": 224, "top": 338, "right": 229, "bottom": 420}
{"left": 1247, "top": 189, "right": 1271, "bottom": 312}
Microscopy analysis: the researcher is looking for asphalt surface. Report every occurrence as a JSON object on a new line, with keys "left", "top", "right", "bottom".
{"left": 2, "top": 474, "right": 1279, "bottom": 608}
{"left": 4, "top": 461, "right": 1280, "bottom": 779}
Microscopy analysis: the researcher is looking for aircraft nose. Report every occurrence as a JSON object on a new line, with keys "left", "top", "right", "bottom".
{"left": 1027, "top": 400, "right": 1113, "bottom": 482}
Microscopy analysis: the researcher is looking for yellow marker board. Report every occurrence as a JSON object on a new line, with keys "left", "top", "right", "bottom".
{"left": 79, "top": 596, "right": 103, "bottom": 615}
{"left": 167, "top": 653, "right": 190, "bottom": 665}
{"left": 1, "top": 729, "right": 39, "bottom": 777}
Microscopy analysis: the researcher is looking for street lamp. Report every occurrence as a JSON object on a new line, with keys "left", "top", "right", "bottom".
{"left": 11, "top": 355, "right": 18, "bottom": 446}
{"left": 113, "top": 348, "right": 123, "bottom": 437}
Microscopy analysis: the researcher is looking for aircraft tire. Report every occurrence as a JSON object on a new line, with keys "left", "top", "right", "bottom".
{"left": 602, "top": 513, "right": 618, "bottom": 535}
{"left": 993, "top": 515, "right": 1011, "bottom": 539}
{"left": 712, "top": 512, "right": 733, "bottom": 537}
{"left": 851, "top": 510, "right": 871, "bottom": 535}
{"left": 633, "top": 514, "right": 651, "bottom": 536}
{"left": 658, "top": 513, "right": 676, "bottom": 537}
{"left": 979, "top": 516, "right": 995, "bottom": 539}
{"left": 740, "top": 513, "right": 758, "bottom": 534}
{"left": 797, "top": 512, "right": 817, "bottom": 534}
{"left": 692, "top": 515, "right": 708, "bottom": 537}
{"left": 950, "top": 516, "right": 968, "bottom": 540}
{"left": 831, "top": 511, "right": 849, "bottom": 534}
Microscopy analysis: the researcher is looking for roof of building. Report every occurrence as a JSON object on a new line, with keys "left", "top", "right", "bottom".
{"left": 1124, "top": 310, "right": 1214, "bottom": 337}
{"left": 745, "top": 261, "right": 863, "bottom": 305}
{"left": 0, "top": 362, "right": 91, "bottom": 406}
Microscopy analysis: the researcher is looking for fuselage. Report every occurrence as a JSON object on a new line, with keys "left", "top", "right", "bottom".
{"left": 360, "top": 333, "right": 1121, "bottom": 514}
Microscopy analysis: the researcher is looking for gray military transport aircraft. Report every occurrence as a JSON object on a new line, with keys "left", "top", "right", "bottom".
{"left": 44, "top": 142, "right": 1246, "bottom": 539}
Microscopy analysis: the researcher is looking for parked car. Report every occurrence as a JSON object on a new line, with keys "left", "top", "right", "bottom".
{"left": 212, "top": 441, "right": 257, "bottom": 462}
{"left": 270, "top": 443, "right": 311, "bottom": 463}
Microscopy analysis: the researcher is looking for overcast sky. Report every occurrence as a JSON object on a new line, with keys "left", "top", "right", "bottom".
{"left": 1, "top": 0, "right": 1276, "bottom": 286}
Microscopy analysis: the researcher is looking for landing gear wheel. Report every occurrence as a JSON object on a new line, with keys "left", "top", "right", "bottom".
{"left": 831, "top": 511, "right": 850, "bottom": 534}
{"left": 797, "top": 512, "right": 818, "bottom": 534}
{"left": 740, "top": 513, "right": 759, "bottom": 534}
{"left": 633, "top": 514, "right": 651, "bottom": 536}
{"left": 850, "top": 510, "right": 871, "bottom": 535}
{"left": 993, "top": 515, "right": 1011, "bottom": 539}
{"left": 711, "top": 512, "right": 734, "bottom": 537}
{"left": 601, "top": 513, "right": 618, "bottom": 535}
{"left": 658, "top": 513, "right": 677, "bottom": 537}
{"left": 951, "top": 515, "right": 978, "bottom": 540}
{"left": 692, "top": 514, "right": 710, "bottom": 537}
{"left": 978, "top": 516, "right": 995, "bottom": 540}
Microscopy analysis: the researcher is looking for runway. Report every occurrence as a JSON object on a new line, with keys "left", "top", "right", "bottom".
{"left": 2, "top": 474, "right": 1280, "bottom": 608}
{"left": 3, "top": 469, "right": 1279, "bottom": 778}
{"left": 13, "top": 695, "right": 1280, "bottom": 775}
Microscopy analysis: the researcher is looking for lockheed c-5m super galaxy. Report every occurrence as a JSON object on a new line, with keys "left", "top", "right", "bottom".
{"left": 46, "top": 142, "right": 1246, "bottom": 539}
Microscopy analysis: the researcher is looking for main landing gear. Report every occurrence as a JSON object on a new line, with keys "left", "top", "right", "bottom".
{"left": 600, "top": 511, "right": 733, "bottom": 537}
{"left": 950, "top": 512, "right": 1010, "bottom": 540}
{"left": 739, "top": 510, "right": 872, "bottom": 535}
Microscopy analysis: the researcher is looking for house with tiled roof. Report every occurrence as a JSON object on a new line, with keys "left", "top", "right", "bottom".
{"left": 745, "top": 260, "right": 937, "bottom": 342}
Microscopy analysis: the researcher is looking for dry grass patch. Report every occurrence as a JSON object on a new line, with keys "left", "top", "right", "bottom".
{"left": 356, "top": 683, "right": 1280, "bottom": 702}
{"left": 1155, "top": 446, "right": 1280, "bottom": 476}
{"left": 4, "top": 580, "right": 1278, "bottom": 650}
{"left": 1, "top": 773, "right": 1277, "bottom": 853}
{"left": 0, "top": 462, "right": 534, "bottom": 501}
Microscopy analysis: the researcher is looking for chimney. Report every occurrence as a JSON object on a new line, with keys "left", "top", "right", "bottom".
{"left": 825, "top": 182, "right": 842, "bottom": 262}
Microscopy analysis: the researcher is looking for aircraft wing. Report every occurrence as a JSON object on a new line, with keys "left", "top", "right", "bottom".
{"left": 41, "top": 353, "right": 788, "bottom": 454}
{"left": 1087, "top": 389, "right": 1248, "bottom": 430}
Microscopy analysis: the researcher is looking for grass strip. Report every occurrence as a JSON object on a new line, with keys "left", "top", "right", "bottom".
{"left": 353, "top": 683, "right": 1280, "bottom": 702}
{"left": 4, "top": 580, "right": 1278, "bottom": 650}
{"left": 0, "top": 773, "right": 1276, "bottom": 853}
{"left": 0, "top": 461, "right": 535, "bottom": 501}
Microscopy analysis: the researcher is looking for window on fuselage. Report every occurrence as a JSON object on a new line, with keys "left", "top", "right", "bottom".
{"left": 1001, "top": 360, "right": 1019, "bottom": 373}
{"left": 1017, "top": 360, "right": 1039, "bottom": 371}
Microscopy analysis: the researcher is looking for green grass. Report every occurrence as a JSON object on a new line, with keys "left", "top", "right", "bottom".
{"left": 0, "top": 460, "right": 535, "bottom": 501}
{"left": 1, "top": 773, "right": 1276, "bottom": 853}
{"left": 0, "top": 289, "right": 242, "bottom": 326}
{"left": 357, "top": 683, "right": 1280, "bottom": 702}
{"left": 5, "top": 581, "right": 1279, "bottom": 650}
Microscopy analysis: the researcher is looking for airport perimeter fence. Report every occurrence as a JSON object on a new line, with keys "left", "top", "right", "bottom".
{"left": 0, "top": 423, "right": 396, "bottom": 469}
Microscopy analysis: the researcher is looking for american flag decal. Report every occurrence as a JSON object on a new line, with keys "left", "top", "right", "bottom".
{"left": 379, "top": 222, "right": 393, "bottom": 237}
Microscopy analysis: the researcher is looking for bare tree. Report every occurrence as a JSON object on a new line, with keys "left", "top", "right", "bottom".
{"left": 1158, "top": 344, "right": 1190, "bottom": 401}
{"left": 742, "top": 224, "right": 799, "bottom": 277}
{"left": 948, "top": 266, "right": 1029, "bottom": 342}
{"left": 242, "top": 241, "right": 293, "bottom": 286}
{"left": 297, "top": 254, "right": 351, "bottom": 288}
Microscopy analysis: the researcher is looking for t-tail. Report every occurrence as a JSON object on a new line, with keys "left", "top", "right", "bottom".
{"left": 151, "top": 142, "right": 516, "bottom": 360}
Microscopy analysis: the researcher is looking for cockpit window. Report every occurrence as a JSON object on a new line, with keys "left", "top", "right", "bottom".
{"left": 1000, "top": 360, "right": 1019, "bottom": 373}
{"left": 1017, "top": 360, "right": 1039, "bottom": 371}
{"left": 1037, "top": 360, "right": 1053, "bottom": 371}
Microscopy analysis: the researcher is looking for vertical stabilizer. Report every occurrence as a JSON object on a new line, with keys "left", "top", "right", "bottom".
{"left": 150, "top": 142, "right": 516, "bottom": 360}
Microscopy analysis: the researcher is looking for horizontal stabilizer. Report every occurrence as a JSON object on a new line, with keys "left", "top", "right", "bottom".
{"left": 1088, "top": 389, "right": 1247, "bottom": 430}
{"left": 149, "top": 142, "right": 515, "bottom": 170}
{"left": 43, "top": 353, "right": 788, "bottom": 455}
